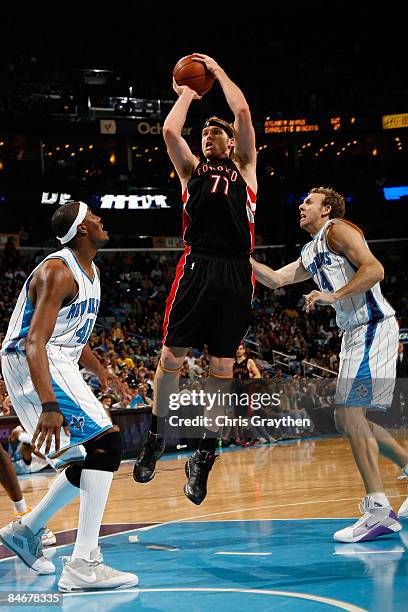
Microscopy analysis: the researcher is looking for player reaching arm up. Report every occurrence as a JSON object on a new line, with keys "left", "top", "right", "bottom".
{"left": 163, "top": 52, "right": 257, "bottom": 193}
{"left": 134, "top": 54, "right": 258, "bottom": 506}
{"left": 192, "top": 53, "right": 257, "bottom": 187}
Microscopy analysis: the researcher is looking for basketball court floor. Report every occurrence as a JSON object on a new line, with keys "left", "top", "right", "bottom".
{"left": 1, "top": 437, "right": 408, "bottom": 611}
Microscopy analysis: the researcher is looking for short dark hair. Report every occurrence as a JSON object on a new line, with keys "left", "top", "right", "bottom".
{"left": 309, "top": 187, "right": 346, "bottom": 219}
{"left": 51, "top": 201, "right": 82, "bottom": 242}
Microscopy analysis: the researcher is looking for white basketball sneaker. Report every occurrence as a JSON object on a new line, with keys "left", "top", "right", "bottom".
{"left": 397, "top": 467, "right": 408, "bottom": 517}
{"left": 58, "top": 547, "right": 139, "bottom": 592}
{"left": 0, "top": 520, "right": 55, "bottom": 573}
{"left": 41, "top": 528, "right": 57, "bottom": 546}
{"left": 333, "top": 496, "right": 402, "bottom": 543}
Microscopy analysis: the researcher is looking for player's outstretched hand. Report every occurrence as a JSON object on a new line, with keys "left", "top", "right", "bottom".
{"left": 191, "top": 53, "right": 221, "bottom": 76}
{"left": 32, "top": 412, "right": 70, "bottom": 455}
{"left": 304, "top": 290, "right": 337, "bottom": 313}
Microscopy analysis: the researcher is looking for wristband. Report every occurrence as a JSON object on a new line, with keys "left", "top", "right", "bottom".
{"left": 42, "top": 402, "right": 62, "bottom": 414}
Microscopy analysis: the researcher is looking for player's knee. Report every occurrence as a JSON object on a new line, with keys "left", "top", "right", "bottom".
{"left": 334, "top": 407, "right": 364, "bottom": 436}
{"left": 65, "top": 461, "right": 84, "bottom": 487}
{"left": 83, "top": 431, "right": 123, "bottom": 472}
{"left": 160, "top": 346, "right": 185, "bottom": 372}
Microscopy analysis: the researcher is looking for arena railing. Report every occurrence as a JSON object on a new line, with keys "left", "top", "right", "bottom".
{"left": 301, "top": 360, "right": 337, "bottom": 379}
{"left": 271, "top": 350, "right": 297, "bottom": 372}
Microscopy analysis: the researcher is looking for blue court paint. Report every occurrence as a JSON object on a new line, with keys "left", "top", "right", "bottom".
{"left": 1, "top": 519, "right": 407, "bottom": 611}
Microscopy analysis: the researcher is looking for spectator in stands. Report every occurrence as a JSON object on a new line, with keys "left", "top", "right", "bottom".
{"left": 396, "top": 342, "right": 408, "bottom": 378}
{"left": 280, "top": 382, "right": 302, "bottom": 438}
{"left": 130, "top": 384, "right": 152, "bottom": 408}
{"left": 117, "top": 350, "right": 135, "bottom": 370}
{"left": 4, "top": 236, "right": 17, "bottom": 268}
{"left": 0, "top": 393, "right": 14, "bottom": 416}
{"left": 111, "top": 322, "right": 124, "bottom": 342}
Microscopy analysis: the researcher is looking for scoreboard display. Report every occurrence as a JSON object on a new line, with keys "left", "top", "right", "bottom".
{"left": 264, "top": 115, "right": 360, "bottom": 134}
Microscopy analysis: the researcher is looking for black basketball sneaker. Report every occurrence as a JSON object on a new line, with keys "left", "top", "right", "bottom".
{"left": 133, "top": 432, "right": 166, "bottom": 483}
{"left": 184, "top": 450, "right": 218, "bottom": 505}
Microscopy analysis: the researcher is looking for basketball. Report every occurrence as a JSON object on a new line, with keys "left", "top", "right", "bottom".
{"left": 173, "top": 55, "right": 215, "bottom": 96}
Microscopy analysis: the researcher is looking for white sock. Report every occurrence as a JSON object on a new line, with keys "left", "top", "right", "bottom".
{"left": 368, "top": 492, "right": 389, "bottom": 508}
{"left": 12, "top": 498, "right": 27, "bottom": 514}
{"left": 22, "top": 470, "right": 79, "bottom": 534}
{"left": 71, "top": 469, "right": 113, "bottom": 561}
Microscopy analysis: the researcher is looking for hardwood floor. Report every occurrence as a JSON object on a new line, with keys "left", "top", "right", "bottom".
{"left": 1, "top": 437, "right": 408, "bottom": 532}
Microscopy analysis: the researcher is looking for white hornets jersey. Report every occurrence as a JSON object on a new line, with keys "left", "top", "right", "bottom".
{"left": 2, "top": 248, "right": 100, "bottom": 363}
{"left": 300, "top": 219, "right": 394, "bottom": 332}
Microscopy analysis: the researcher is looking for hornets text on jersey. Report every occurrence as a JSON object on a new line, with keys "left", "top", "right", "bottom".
{"left": 300, "top": 219, "right": 394, "bottom": 332}
{"left": 2, "top": 247, "right": 100, "bottom": 363}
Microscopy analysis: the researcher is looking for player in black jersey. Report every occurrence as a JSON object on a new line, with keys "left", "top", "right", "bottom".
{"left": 232, "top": 343, "right": 273, "bottom": 445}
{"left": 133, "top": 53, "right": 257, "bottom": 504}
{"left": 233, "top": 343, "right": 260, "bottom": 380}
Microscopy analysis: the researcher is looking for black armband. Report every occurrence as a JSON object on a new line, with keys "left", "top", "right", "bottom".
{"left": 41, "top": 401, "right": 62, "bottom": 414}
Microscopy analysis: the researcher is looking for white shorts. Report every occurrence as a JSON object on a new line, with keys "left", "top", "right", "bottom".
{"left": 1, "top": 350, "right": 112, "bottom": 459}
{"left": 335, "top": 316, "right": 399, "bottom": 409}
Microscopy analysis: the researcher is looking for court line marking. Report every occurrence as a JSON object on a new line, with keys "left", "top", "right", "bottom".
{"left": 214, "top": 551, "right": 272, "bottom": 556}
{"left": 209, "top": 516, "right": 356, "bottom": 533}
{"left": 0, "top": 519, "right": 346, "bottom": 560}
{"left": 136, "top": 494, "right": 405, "bottom": 533}
{"left": 61, "top": 586, "right": 366, "bottom": 611}
{"left": 334, "top": 548, "right": 405, "bottom": 555}
{"left": 0, "top": 515, "right": 404, "bottom": 562}
{"left": 0, "top": 528, "right": 146, "bottom": 563}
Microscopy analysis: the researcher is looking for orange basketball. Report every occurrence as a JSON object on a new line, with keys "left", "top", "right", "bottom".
{"left": 173, "top": 55, "right": 215, "bottom": 96}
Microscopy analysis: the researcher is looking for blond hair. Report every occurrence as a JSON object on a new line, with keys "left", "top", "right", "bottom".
{"left": 309, "top": 186, "right": 346, "bottom": 218}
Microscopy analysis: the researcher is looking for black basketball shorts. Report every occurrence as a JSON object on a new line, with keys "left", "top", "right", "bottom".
{"left": 162, "top": 249, "right": 255, "bottom": 358}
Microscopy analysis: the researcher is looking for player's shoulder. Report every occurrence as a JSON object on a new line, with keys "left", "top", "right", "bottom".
{"left": 34, "top": 257, "right": 73, "bottom": 283}
{"left": 327, "top": 219, "right": 365, "bottom": 253}
{"left": 328, "top": 218, "right": 364, "bottom": 237}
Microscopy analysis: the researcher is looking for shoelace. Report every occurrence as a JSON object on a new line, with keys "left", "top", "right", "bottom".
{"left": 354, "top": 500, "right": 373, "bottom": 528}
{"left": 356, "top": 497, "right": 388, "bottom": 528}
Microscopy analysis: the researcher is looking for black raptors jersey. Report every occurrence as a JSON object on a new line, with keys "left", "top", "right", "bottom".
{"left": 182, "top": 158, "right": 256, "bottom": 257}
{"left": 233, "top": 357, "right": 250, "bottom": 380}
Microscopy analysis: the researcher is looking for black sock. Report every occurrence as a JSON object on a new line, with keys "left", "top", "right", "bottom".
{"left": 150, "top": 414, "right": 166, "bottom": 436}
{"left": 199, "top": 430, "right": 218, "bottom": 453}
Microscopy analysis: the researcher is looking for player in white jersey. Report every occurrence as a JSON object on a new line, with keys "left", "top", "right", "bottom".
{"left": 0, "top": 201, "right": 138, "bottom": 591}
{"left": 251, "top": 186, "right": 408, "bottom": 542}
